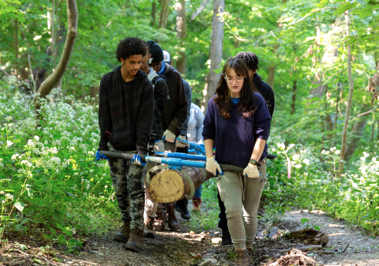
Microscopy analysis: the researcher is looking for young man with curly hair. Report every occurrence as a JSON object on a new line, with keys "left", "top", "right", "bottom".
{"left": 96, "top": 37, "right": 154, "bottom": 252}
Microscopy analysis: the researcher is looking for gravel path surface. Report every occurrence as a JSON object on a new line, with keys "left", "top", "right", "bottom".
{"left": 282, "top": 209, "right": 379, "bottom": 265}
{"left": 2, "top": 208, "right": 379, "bottom": 265}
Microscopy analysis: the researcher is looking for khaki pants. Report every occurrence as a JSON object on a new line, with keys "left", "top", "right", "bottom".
{"left": 217, "top": 160, "right": 267, "bottom": 249}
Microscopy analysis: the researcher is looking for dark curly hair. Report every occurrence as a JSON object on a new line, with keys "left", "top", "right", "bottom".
{"left": 214, "top": 57, "right": 259, "bottom": 120}
{"left": 116, "top": 37, "right": 148, "bottom": 62}
{"left": 235, "top": 52, "right": 259, "bottom": 72}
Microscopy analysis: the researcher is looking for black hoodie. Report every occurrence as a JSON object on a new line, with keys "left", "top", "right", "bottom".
{"left": 98, "top": 66, "right": 154, "bottom": 156}
{"left": 253, "top": 73, "right": 275, "bottom": 118}
{"left": 161, "top": 64, "right": 188, "bottom": 135}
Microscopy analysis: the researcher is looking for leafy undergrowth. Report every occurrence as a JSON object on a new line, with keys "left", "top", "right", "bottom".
{"left": 0, "top": 77, "right": 118, "bottom": 251}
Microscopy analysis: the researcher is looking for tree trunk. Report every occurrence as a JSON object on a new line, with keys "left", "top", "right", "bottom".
{"left": 325, "top": 85, "right": 333, "bottom": 131}
{"left": 291, "top": 80, "right": 297, "bottom": 114}
{"left": 35, "top": 0, "right": 78, "bottom": 111}
{"left": 334, "top": 81, "right": 342, "bottom": 126}
{"left": 338, "top": 11, "right": 354, "bottom": 175}
{"left": 159, "top": 0, "right": 171, "bottom": 29}
{"left": 175, "top": 0, "right": 186, "bottom": 74}
{"left": 371, "top": 111, "right": 375, "bottom": 141}
{"left": 267, "top": 65, "right": 276, "bottom": 89}
{"left": 205, "top": 0, "right": 224, "bottom": 105}
{"left": 14, "top": 18, "right": 18, "bottom": 76}
{"left": 151, "top": 1, "right": 157, "bottom": 27}
{"left": 344, "top": 104, "right": 371, "bottom": 162}
{"left": 190, "top": 0, "right": 210, "bottom": 22}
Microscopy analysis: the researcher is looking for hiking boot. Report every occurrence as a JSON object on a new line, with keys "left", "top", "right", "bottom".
{"left": 153, "top": 209, "right": 166, "bottom": 231}
{"left": 192, "top": 197, "right": 202, "bottom": 212}
{"left": 234, "top": 249, "right": 250, "bottom": 266}
{"left": 143, "top": 217, "right": 155, "bottom": 238}
{"left": 247, "top": 247, "right": 254, "bottom": 258}
{"left": 222, "top": 227, "right": 233, "bottom": 245}
{"left": 166, "top": 203, "right": 179, "bottom": 231}
{"left": 175, "top": 199, "right": 191, "bottom": 219}
{"left": 125, "top": 227, "right": 144, "bottom": 253}
{"left": 114, "top": 221, "right": 130, "bottom": 243}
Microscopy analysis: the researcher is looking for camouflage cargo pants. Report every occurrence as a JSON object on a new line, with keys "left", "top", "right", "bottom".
{"left": 107, "top": 143, "right": 145, "bottom": 230}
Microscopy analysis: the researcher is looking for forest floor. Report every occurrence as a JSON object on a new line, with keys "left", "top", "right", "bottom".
{"left": 2, "top": 203, "right": 379, "bottom": 266}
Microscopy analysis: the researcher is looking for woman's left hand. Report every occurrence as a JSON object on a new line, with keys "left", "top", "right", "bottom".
{"left": 243, "top": 163, "right": 259, "bottom": 178}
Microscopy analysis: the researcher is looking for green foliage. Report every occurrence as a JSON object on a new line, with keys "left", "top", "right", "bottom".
{"left": 0, "top": 77, "right": 118, "bottom": 250}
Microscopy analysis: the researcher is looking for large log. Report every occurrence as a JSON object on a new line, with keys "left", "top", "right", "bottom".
{"left": 148, "top": 166, "right": 211, "bottom": 203}
{"left": 100, "top": 150, "right": 244, "bottom": 203}
{"left": 146, "top": 164, "right": 243, "bottom": 203}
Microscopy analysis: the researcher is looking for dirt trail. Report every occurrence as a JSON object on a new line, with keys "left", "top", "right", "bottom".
{"left": 282, "top": 209, "right": 379, "bottom": 265}
{"left": 2, "top": 208, "right": 379, "bottom": 265}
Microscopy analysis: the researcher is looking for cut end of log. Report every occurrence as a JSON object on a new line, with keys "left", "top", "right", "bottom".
{"left": 149, "top": 169, "right": 186, "bottom": 203}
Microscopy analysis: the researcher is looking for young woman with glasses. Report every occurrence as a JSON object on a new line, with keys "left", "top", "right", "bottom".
{"left": 202, "top": 57, "right": 271, "bottom": 265}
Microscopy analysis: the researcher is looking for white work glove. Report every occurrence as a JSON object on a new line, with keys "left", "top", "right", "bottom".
{"left": 163, "top": 130, "right": 176, "bottom": 143}
{"left": 176, "top": 135, "right": 187, "bottom": 148}
{"left": 206, "top": 156, "right": 223, "bottom": 176}
{"left": 243, "top": 163, "right": 260, "bottom": 178}
{"left": 153, "top": 139, "right": 165, "bottom": 152}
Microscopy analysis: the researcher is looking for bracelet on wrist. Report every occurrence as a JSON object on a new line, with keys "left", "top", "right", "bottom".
{"left": 249, "top": 159, "right": 261, "bottom": 167}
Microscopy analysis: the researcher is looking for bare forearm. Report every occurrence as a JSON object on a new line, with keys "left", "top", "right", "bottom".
{"left": 204, "top": 139, "right": 214, "bottom": 158}
{"left": 251, "top": 139, "right": 266, "bottom": 162}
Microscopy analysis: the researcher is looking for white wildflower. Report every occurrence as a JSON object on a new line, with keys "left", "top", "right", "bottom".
{"left": 5, "top": 116, "right": 12, "bottom": 122}
{"left": 11, "top": 154, "right": 19, "bottom": 160}
{"left": 294, "top": 164, "right": 302, "bottom": 169}
{"left": 303, "top": 159, "right": 310, "bottom": 165}
{"left": 6, "top": 140, "right": 13, "bottom": 148}
{"left": 34, "top": 136, "right": 40, "bottom": 142}
{"left": 293, "top": 154, "right": 300, "bottom": 161}
{"left": 277, "top": 143, "right": 285, "bottom": 150}
{"left": 335, "top": 150, "right": 341, "bottom": 155}
{"left": 20, "top": 160, "right": 32, "bottom": 167}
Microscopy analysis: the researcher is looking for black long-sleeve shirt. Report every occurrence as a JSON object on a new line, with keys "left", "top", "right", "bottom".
{"left": 98, "top": 67, "right": 154, "bottom": 156}
{"left": 161, "top": 65, "right": 188, "bottom": 135}
{"left": 253, "top": 73, "right": 275, "bottom": 118}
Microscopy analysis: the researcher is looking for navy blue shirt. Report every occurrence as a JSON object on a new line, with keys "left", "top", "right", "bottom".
{"left": 202, "top": 92, "right": 271, "bottom": 168}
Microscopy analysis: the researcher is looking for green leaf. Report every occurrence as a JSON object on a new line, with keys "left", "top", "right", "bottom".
{"left": 33, "top": 258, "right": 42, "bottom": 264}
{"left": 301, "top": 218, "right": 310, "bottom": 224}
{"left": 333, "top": 2, "right": 358, "bottom": 16}
{"left": 48, "top": 227, "right": 57, "bottom": 235}
{"left": 14, "top": 202, "right": 25, "bottom": 213}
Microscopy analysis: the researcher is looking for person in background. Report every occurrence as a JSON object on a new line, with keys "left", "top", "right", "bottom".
{"left": 162, "top": 50, "right": 193, "bottom": 220}
{"left": 149, "top": 44, "right": 188, "bottom": 231}
{"left": 187, "top": 102, "right": 204, "bottom": 211}
{"left": 235, "top": 52, "right": 275, "bottom": 118}
{"left": 139, "top": 41, "right": 169, "bottom": 238}
{"left": 203, "top": 57, "right": 271, "bottom": 265}
{"left": 96, "top": 37, "right": 154, "bottom": 253}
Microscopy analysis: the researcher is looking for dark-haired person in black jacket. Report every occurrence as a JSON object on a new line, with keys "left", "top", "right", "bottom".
{"left": 148, "top": 45, "right": 188, "bottom": 232}
{"left": 216, "top": 52, "right": 275, "bottom": 246}
{"left": 140, "top": 41, "right": 169, "bottom": 237}
{"left": 96, "top": 37, "right": 154, "bottom": 252}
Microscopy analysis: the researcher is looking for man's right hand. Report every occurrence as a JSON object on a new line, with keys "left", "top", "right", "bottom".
{"left": 163, "top": 130, "right": 176, "bottom": 143}
{"left": 206, "top": 156, "right": 223, "bottom": 176}
{"left": 95, "top": 150, "right": 109, "bottom": 161}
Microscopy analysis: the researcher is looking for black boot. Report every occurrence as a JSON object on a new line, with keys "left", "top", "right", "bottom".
{"left": 218, "top": 218, "right": 232, "bottom": 245}
{"left": 175, "top": 198, "right": 191, "bottom": 220}
{"left": 222, "top": 227, "right": 233, "bottom": 245}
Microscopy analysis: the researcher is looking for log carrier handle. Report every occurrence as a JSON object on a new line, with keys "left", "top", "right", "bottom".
{"left": 100, "top": 150, "right": 243, "bottom": 172}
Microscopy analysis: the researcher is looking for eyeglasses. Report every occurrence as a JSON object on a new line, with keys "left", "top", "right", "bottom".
{"left": 149, "top": 62, "right": 162, "bottom": 71}
{"left": 224, "top": 76, "right": 245, "bottom": 83}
